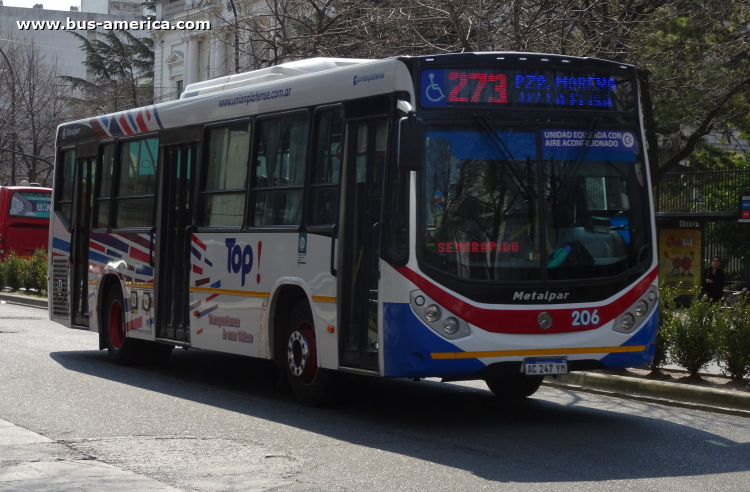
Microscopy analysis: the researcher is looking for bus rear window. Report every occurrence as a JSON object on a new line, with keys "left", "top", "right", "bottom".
{"left": 9, "top": 192, "right": 51, "bottom": 219}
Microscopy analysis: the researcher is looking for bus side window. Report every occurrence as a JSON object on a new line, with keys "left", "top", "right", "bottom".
{"left": 114, "top": 137, "right": 159, "bottom": 228}
{"left": 308, "top": 109, "right": 343, "bottom": 226}
{"left": 200, "top": 123, "right": 250, "bottom": 228}
{"left": 56, "top": 149, "right": 76, "bottom": 224}
{"left": 253, "top": 114, "right": 308, "bottom": 226}
{"left": 95, "top": 144, "right": 115, "bottom": 229}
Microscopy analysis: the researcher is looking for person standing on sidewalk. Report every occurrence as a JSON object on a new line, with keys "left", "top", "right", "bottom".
{"left": 702, "top": 256, "right": 725, "bottom": 302}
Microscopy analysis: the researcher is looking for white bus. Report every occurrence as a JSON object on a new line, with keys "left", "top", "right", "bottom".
{"left": 50, "top": 53, "right": 658, "bottom": 404}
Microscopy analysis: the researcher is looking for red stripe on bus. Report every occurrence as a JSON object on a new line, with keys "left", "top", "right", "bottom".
{"left": 135, "top": 111, "right": 149, "bottom": 133}
{"left": 89, "top": 118, "right": 109, "bottom": 138}
{"left": 118, "top": 115, "right": 133, "bottom": 135}
{"left": 195, "top": 277, "right": 211, "bottom": 286}
{"left": 129, "top": 247, "right": 150, "bottom": 263}
{"left": 116, "top": 233, "right": 151, "bottom": 250}
{"left": 193, "top": 264, "right": 203, "bottom": 275}
{"left": 395, "top": 266, "right": 658, "bottom": 335}
{"left": 192, "top": 234, "right": 207, "bottom": 251}
{"left": 196, "top": 328, "right": 203, "bottom": 335}
{"left": 89, "top": 241, "right": 105, "bottom": 252}
{"left": 126, "top": 316, "right": 143, "bottom": 332}
{"left": 206, "top": 293, "right": 219, "bottom": 302}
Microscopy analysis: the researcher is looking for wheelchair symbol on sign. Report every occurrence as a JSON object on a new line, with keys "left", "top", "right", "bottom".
{"left": 425, "top": 73, "right": 445, "bottom": 103}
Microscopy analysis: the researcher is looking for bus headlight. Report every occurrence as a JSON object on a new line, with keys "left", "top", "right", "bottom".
{"left": 410, "top": 290, "right": 470, "bottom": 339}
{"left": 621, "top": 313, "right": 635, "bottom": 330}
{"left": 635, "top": 300, "right": 648, "bottom": 317}
{"left": 443, "top": 317, "right": 459, "bottom": 335}
{"left": 425, "top": 305, "right": 441, "bottom": 322}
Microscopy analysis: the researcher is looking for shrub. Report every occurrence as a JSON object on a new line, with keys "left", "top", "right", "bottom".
{"left": 31, "top": 249, "right": 48, "bottom": 294}
{"left": 0, "top": 250, "right": 48, "bottom": 294}
{"left": 715, "top": 294, "right": 750, "bottom": 381}
{"left": 671, "top": 287, "right": 718, "bottom": 378}
{"left": 651, "top": 282, "right": 677, "bottom": 373}
{"left": 3, "top": 252, "right": 22, "bottom": 291}
{"left": 18, "top": 256, "right": 35, "bottom": 290}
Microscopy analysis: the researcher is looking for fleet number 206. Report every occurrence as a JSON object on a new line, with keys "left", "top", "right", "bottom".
{"left": 571, "top": 309, "right": 600, "bottom": 327}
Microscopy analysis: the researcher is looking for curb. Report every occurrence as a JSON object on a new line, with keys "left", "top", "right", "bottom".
{"left": 545, "top": 372, "right": 750, "bottom": 416}
{"left": 0, "top": 292, "right": 48, "bottom": 309}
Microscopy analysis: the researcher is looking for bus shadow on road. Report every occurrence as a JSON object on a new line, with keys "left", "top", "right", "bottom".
{"left": 50, "top": 348, "right": 750, "bottom": 484}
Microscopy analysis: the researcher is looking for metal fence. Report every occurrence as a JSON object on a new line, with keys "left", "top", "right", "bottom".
{"left": 655, "top": 169, "right": 750, "bottom": 213}
{"left": 654, "top": 169, "right": 750, "bottom": 290}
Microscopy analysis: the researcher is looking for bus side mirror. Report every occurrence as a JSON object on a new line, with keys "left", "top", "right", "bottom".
{"left": 398, "top": 114, "right": 424, "bottom": 171}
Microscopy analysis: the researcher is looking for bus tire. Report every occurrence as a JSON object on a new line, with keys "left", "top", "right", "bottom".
{"left": 485, "top": 375, "right": 544, "bottom": 399}
{"left": 103, "top": 287, "right": 138, "bottom": 366}
{"left": 285, "top": 300, "right": 337, "bottom": 406}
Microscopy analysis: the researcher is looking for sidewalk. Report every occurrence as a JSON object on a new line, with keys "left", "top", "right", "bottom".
{"left": 2, "top": 293, "right": 747, "bottom": 417}
{"left": 0, "top": 291, "right": 47, "bottom": 309}
{"left": 0, "top": 419, "right": 179, "bottom": 492}
{"left": 545, "top": 371, "right": 750, "bottom": 418}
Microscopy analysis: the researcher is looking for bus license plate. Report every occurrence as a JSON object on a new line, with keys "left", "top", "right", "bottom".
{"left": 524, "top": 358, "right": 568, "bottom": 375}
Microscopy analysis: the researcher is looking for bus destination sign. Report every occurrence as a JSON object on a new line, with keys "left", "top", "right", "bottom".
{"left": 420, "top": 68, "right": 634, "bottom": 111}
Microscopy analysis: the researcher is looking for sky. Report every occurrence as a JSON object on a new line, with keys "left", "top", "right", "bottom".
{"left": 2, "top": 0, "right": 82, "bottom": 12}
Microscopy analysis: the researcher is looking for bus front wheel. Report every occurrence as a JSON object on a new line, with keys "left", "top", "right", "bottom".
{"left": 485, "top": 375, "right": 544, "bottom": 399}
{"left": 103, "top": 287, "right": 138, "bottom": 365}
{"left": 285, "top": 300, "right": 337, "bottom": 406}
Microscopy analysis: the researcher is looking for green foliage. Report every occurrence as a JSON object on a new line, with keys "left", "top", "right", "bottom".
{"left": 671, "top": 288, "right": 718, "bottom": 377}
{"left": 652, "top": 282, "right": 677, "bottom": 371}
{"left": 715, "top": 294, "right": 750, "bottom": 380}
{"left": 3, "top": 252, "right": 22, "bottom": 291}
{"left": 0, "top": 250, "right": 48, "bottom": 294}
{"left": 29, "top": 249, "right": 48, "bottom": 294}
{"left": 61, "top": 30, "right": 154, "bottom": 115}
{"left": 18, "top": 257, "right": 34, "bottom": 290}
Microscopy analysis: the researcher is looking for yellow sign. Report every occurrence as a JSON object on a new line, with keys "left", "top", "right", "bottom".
{"left": 659, "top": 228, "right": 701, "bottom": 294}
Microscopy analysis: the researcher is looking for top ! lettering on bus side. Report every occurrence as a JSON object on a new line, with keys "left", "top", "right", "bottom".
{"left": 226, "top": 238, "right": 254, "bottom": 286}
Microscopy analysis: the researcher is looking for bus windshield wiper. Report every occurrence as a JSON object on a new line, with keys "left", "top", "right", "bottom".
{"left": 472, "top": 114, "right": 536, "bottom": 199}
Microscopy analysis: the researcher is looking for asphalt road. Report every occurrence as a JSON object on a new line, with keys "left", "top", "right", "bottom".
{"left": 1, "top": 302, "right": 749, "bottom": 491}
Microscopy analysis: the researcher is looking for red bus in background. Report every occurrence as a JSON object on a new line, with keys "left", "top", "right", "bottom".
{"left": 0, "top": 185, "right": 52, "bottom": 258}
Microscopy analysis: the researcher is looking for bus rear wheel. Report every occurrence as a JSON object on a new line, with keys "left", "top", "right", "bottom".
{"left": 485, "top": 375, "right": 544, "bottom": 399}
{"left": 103, "top": 287, "right": 138, "bottom": 366}
{"left": 285, "top": 300, "right": 337, "bottom": 406}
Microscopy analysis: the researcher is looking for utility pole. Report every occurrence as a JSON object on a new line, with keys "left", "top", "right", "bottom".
{"left": 0, "top": 46, "right": 17, "bottom": 185}
{"left": 227, "top": 0, "right": 240, "bottom": 73}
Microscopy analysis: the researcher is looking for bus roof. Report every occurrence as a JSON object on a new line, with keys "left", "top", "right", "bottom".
{"left": 56, "top": 52, "right": 635, "bottom": 147}
{"left": 56, "top": 56, "right": 414, "bottom": 146}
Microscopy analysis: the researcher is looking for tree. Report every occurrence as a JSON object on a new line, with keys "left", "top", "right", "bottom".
{"left": 0, "top": 35, "right": 69, "bottom": 185}
{"left": 62, "top": 30, "right": 154, "bottom": 116}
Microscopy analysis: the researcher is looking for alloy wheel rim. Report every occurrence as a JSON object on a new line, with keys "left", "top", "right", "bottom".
{"left": 287, "top": 322, "right": 318, "bottom": 385}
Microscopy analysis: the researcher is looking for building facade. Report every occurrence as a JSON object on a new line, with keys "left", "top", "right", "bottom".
{"left": 0, "top": 4, "right": 149, "bottom": 81}
{"left": 152, "top": 0, "right": 258, "bottom": 103}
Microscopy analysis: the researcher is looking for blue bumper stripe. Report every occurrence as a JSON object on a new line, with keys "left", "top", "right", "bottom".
{"left": 383, "top": 302, "right": 484, "bottom": 378}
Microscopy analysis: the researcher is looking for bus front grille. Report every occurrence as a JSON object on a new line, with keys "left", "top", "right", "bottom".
{"left": 51, "top": 257, "right": 69, "bottom": 319}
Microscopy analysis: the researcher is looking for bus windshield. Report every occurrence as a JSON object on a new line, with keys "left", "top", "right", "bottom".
{"left": 420, "top": 123, "right": 650, "bottom": 282}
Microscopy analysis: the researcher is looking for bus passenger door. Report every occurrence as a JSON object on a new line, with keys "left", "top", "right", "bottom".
{"left": 338, "top": 118, "right": 387, "bottom": 371}
{"left": 70, "top": 157, "right": 93, "bottom": 327}
{"left": 155, "top": 144, "right": 197, "bottom": 342}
